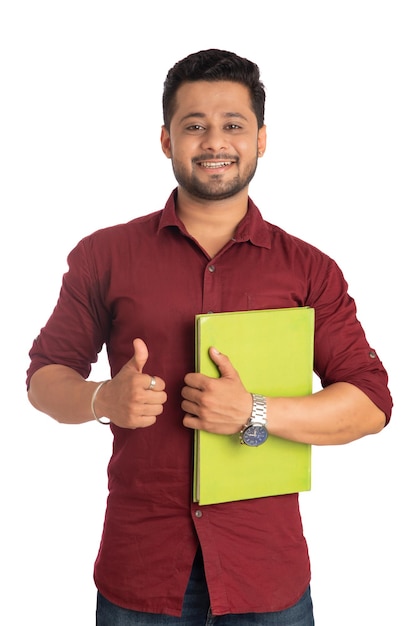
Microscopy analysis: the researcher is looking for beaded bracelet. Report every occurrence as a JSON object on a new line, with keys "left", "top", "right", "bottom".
{"left": 91, "top": 380, "right": 111, "bottom": 424}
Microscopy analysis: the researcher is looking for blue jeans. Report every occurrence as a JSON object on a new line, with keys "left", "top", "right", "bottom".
{"left": 96, "top": 550, "right": 314, "bottom": 625}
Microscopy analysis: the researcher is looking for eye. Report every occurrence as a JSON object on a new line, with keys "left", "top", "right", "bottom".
{"left": 225, "top": 123, "right": 242, "bottom": 130}
{"left": 186, "top": 124, "right": 205, "bottom": 132}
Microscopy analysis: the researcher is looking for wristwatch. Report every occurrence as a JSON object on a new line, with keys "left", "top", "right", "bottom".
{"left": 239, "top": 394, "right": 268, "bottom": 447}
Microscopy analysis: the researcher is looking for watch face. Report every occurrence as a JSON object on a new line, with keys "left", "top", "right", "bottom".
{"left": 241, "top": 424, "right": 268, "bottom": 447}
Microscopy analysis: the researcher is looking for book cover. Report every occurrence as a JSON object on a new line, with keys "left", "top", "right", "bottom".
{"left": 194, "top": 307, "right": 314, "bottom": 505}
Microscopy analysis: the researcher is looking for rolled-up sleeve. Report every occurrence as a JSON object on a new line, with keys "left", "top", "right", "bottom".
{"left": 310, "top": 257, "right": 392, "bottom": 423}
{"left": 26, "top": 238, "right": 111, "bottom": 387}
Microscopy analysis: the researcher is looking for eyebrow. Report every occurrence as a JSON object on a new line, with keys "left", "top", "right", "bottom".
{"left": 179, "top": 112, "right": 249, "bottom": 123}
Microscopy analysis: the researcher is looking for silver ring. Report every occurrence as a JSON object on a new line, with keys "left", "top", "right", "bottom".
{"left": 148, "top": 376, "right": 156, "bottom": 390}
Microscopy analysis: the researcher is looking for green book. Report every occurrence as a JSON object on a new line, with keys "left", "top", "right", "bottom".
{"left": 193, "top": 307, "right": 314, "bottom": 505}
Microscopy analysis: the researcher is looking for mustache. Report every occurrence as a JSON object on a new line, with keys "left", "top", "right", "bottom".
{"left": 192, "top": 153, "right": 239, "bottom": 163}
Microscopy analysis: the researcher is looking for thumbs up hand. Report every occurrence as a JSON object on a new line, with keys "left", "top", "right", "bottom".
{"left": 94, "top": 338, "right": 167, "bottom": 429}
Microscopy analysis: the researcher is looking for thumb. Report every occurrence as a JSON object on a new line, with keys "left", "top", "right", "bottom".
{"left": 131, "top": 338, "right": 149, "bottom": 373}
{"left": 209, "top": 346, "right": 236, "bottom": 379}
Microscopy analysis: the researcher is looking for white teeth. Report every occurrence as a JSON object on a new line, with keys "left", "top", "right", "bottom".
{"left": 200, "top": 161, "right": 232, "bottom": 168}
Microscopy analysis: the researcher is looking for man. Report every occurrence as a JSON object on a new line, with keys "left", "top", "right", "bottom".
{"left": 27, "top": 49, "right": 392, "bottom": 625}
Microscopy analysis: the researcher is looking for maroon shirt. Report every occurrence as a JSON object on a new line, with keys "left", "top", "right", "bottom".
{"left": 27, "top": 190, "right": 392, "bottom": 616}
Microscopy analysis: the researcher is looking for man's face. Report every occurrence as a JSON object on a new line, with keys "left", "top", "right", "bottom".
{"left": 161, "top": 80, "right": 266, "bottom": 201}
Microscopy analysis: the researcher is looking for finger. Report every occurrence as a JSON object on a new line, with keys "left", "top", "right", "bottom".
{"left": 145, "top": 375, "right": 167, "bottom": 394}
{"left": 135, "top": 401, "right": 165, "bottom": 417}
{"left": 208, "top": 346, "right": 237, "bottom": 379}
{"left": 132, "top": 338, "right": 149, "bottom": 373}
{"left": 183, "top": 372, "right": 206, "bottom": 390}
{"left": 181, "top": 395, "right": 199, "bottom": 415}
{"left": 183, "top": 414, "right": 202, "bottom": 431}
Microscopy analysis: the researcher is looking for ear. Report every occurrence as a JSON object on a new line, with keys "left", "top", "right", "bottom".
{"left": 160, "top": 126, "right": 172, "bottom": 158}
{"left": 257, "top": 125, "right": 267, "bottom": 157}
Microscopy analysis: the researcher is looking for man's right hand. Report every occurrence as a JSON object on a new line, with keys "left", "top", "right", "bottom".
{"left": 28, "top": 338, "right": 167, "bottom": 427}
{"left": 94, "top": 338, "right": 167, "bottom": 429}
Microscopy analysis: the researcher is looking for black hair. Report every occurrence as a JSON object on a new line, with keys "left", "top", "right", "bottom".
{"left": 162, "top": 49, "right": 266, "bottom": 130}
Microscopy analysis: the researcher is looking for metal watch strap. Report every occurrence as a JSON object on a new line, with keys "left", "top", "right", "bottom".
{"left": 250, "top": 394, "right": 267, "bottom": 425}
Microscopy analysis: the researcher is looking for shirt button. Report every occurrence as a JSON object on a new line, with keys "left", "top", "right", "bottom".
{"left": 208, "top": 265, "right": 216, "bottom": 273}
{"left": 195, "top": 510, "right": 203, "bottom": 518}
{"left": 369, "top": 350, "right": 377, "bottom": 359}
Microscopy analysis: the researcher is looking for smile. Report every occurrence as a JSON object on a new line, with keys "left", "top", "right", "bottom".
{"left": 198, "top": 161, "right": 234, "bottom": 169}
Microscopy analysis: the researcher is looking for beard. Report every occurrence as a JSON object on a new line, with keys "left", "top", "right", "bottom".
{"left": 171, "top": 155, "right": 259, "bottom": 201}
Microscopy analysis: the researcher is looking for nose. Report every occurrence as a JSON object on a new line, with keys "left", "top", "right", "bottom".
{"left": 200, "top": 127, "right": 229, "bottom": 152}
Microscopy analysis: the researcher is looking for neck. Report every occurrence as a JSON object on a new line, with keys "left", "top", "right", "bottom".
{"left": 176, "top": 187, "right": 249, "bottom": 257}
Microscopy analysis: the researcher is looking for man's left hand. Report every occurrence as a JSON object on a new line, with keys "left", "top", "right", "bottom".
{"left": 181, "top": 347, "right": 253, "bottom": 434}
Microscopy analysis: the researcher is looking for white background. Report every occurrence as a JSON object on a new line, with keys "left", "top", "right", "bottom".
{"left": 1, "top": 1, "right": 417, "bottom": 624}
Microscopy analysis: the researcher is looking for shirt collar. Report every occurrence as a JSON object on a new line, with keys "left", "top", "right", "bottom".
{"left": 158, "top": 188, "right": 272, "bottom": 249}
